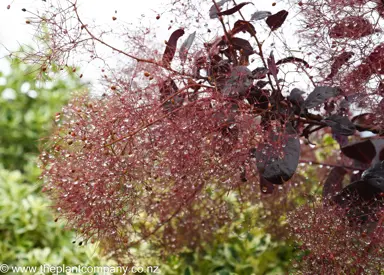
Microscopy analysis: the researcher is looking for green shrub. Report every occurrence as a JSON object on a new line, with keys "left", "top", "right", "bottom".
{"left": 0, "top": 168, "right": 111, "bottom": 270}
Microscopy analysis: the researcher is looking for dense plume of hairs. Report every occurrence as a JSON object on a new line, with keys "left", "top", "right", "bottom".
{"left": 288, "top": 202, "right": 384, "bottom": 274}
{"left": 289, "top": 0, "right": 384, "bottom": 271}
{"left": 295, "top": 0, "right": 384, "bottom": 120}
{"left": 40, "top": 84, "right": 266, "bottom": 260}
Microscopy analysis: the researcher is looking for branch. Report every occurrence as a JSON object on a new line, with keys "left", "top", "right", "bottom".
{"left": 71, "top": 1, "right": 182, "bottom": 76}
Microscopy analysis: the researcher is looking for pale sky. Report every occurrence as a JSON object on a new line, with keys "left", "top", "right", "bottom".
{"left": 0, "top": 0, "right": 167, "bottom": 78}
{"left": 0, "top": 0, "right": 301, "bottom": 89}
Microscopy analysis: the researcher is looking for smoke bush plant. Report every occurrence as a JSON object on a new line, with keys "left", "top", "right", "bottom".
{"left": 12, "top": 0, "right": 384, "bottom": 271}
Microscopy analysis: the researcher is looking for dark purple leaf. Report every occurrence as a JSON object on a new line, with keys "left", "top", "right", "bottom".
{"left": 288, "top": 88, "right": 305, "bottom": 106}
{"left": 159, "top": 79, "right": 184, "bottom": 114}
{"left": 303, "top": 86, "right": 340, "bottom": 109}
{"left": 162, "top": 29, "right": 185, "bottom": 67}
{"left": 275, "top": 56, "right": 309, "bottom": 68}
{"left": 179, "top": 31, "right": 196, "bottom": 63}
{"left": 332, "top": 133, "right": 349, "bottom": 147}
{"left": 323, "top": 115, "right": 356, "bottom": 136}
{"left": 246, "top": 86, "right": 269, "bottom": 109}
{"left": 259, "top": 175, "right": 275, "bottom": 194}
{"left": 252, "top": 67, "right": 268, "bottom": 79}
{"left": 379, "top": 147, "right": 384, "bottom": 161}
{"left": 288, "top": 88, "right": 305, "bottom": 115}
{"left": 217, "top": 2, "right": 253, "bottom": 17}
{"left": 267, "top": 51, "right": 278, "bottom": 78}
{"left": 250, "top": 11, "right": 272, "bottom": 21}
{"left": 335, "top": 161, "right": 384, "bottom": 205}
{"left": 231, "top": 20, "right": 256, "bottom": 36}
{"left": 231, "top": 37, "right": 254, "bottom": 55}
{"left": 351, "top": 113, "right": 375, "bottom": 128}
{"left": 209, "top": 0, "right": 231, "bottom": 19}
{"left": 341, "top": 139, "right": 376, "bottom": 164}
{"left": 266, "top": 10, "right": 289, "bottom": 31}
{"left": 256, "top": 81, "right": 269, "bottom": 88}
{"left": 333, "top": 161, "right": 384, "bottom": 224}
{"left": 350, "top": 160, "right": 369, "bottom": 182}
{"left": 351, "top": 113, "right": 383, "bottom": 134}
{"left": 223, "top": 66, "right": 252, "bottom": 98}
{"left": 363, "top": 160, "right": 384, "bottom": 180}
{"left": 254, "top": 123, "right": 300, "bottom": 185}
{"left": 322, "top": 167, "right": 347, "bottom": 203}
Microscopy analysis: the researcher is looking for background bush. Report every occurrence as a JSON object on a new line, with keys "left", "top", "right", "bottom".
{"left": 0, "top": 58, "right": 113, "bottom": 273}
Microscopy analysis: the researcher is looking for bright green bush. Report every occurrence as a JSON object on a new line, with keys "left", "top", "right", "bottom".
{"left": 0, "top": 168, "right": 110, "bottom": 269}
{"left": 0, "top": 58, "right": 82, "bottom": 171}
{"left": 162, "top": 233, "right": 295, "bottom": 275}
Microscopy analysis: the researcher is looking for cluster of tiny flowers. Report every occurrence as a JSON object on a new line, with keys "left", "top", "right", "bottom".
{"left": 288, "top": 202, "right": 384, "bottom": 274}
{"left": 297, "top": 0, "right": 384, "bottom": 131}
{"left": 39, "top": 85, "right": 266, "bottom": 259}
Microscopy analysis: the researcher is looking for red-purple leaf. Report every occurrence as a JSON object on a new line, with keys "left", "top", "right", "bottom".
{"left": 304, "top": 86, "right": 340, "bottom": 109}
{"left": 351, "top": 113, "right": 376, "bottom": 129}
{"left": 254, "top": 123, "right": 300, "bottom": 185}
{"left": 267, "top": 51, "right": 278, "bottom": 78}
{"left": 209, "top": 0, "right": 231, "bottom": 19}
{"left": 322, "top": 167, "right": 347, "bottom": 203}
{"left": 231, "top": 20, "right": 256, "bottom": 36}
{"left": 217, "top": 2, "right": 253, "bottom": 17}
{"left": 323, "top": 115, "right": 356, "bottom": 136}
{"left": 266, "top": 10, "right": 288, "bottom": 31}
{"left": 159, "top": 79, "right": 184, "bottom": 114}
{"left": 275, "top": 56, "right": 309, "bottom": 68}
{"left": 341, "top": 139, "right": 376, "bottom": 164}
{"left": 179, "top": 31, "right": 196, "bottom": 63}
{"left": 162, "top": 29, "right": 185, "bottom": 67}
{"left": 252, "top": 67, "right": 268, "bottom": 79}
{"left": 231, "top": 37, "right": 254, "bottom": 55}
{"left": 259, "top": 175, "right": 275, "bottom": 194}
{"left": 334, "top": 161, "right": 384, "bottom": 205}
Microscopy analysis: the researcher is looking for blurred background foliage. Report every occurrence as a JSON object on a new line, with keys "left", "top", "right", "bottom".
{"left": 0, "top": 57, "right": 79, "bottom": 171}
{"left": 0, "top": 55, "right": 299, "bottom": 274}
{"left": 160, "top": 219, "right": 297, "bottom": 275}
{"left": 0, "top": 57, "right": 114, "bottom": 272}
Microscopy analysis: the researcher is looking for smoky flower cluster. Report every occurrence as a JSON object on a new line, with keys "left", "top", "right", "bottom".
{"left": 288, "top": 202, "right": 384, "bottom": 274}
{"left": 297, "top": 0, "right": 384, "bottom": 120}
{"left": 40, "top": 84, "right": 266, "bottom": 259}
